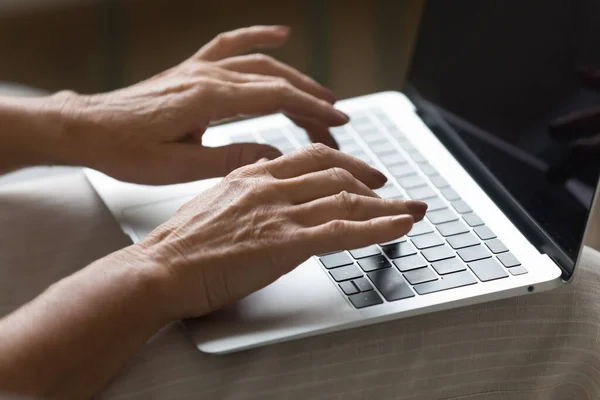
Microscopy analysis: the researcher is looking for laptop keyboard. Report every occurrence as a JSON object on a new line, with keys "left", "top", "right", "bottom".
{"left": 229, "top": 109, "right": 527, "bottom": 309}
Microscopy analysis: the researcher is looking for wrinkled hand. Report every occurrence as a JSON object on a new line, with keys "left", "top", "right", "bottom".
{"left": 137, "top": 145, "right": 427, "bottom": 319}
{"left": 547, "top": 66, "right": 600, "bottom": 184}
{"left": 51, "top": 26, "right": 346, "bottom": 185}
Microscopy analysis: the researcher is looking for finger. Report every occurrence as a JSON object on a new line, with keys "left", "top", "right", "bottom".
{"left": 281, "top": 168, "right": 378, "bottom": 204}
{"left": 163, "top": 143, "right": 282, "bottom": 182}
{"left": 218, "top": 54, "right": 336, "bottom": 103}
{"left": 209, "top": 81, "right": 349, "bottom": 127}
{"left": 265, "top": 144, "right": 387, "bottom": 188}
{"left": 549, "top": 106, "right": 600, "bottom": 140}
{"left": 296, "top": 215, "right": 415, "bottom": 257}
{"left": 196, "top": 26, "right": 290, "bottom": 61}
{"left": 214, "top": 71, "right": 338, "bottom": 148}
{"left": 291, "top": 194, "right": 427, "bottom": 226}
{"left": 286, "top": 115, "right": 338, "bottom": 149}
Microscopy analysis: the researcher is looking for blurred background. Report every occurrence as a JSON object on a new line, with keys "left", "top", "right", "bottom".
{"left": 0, "top": 0, "right": 424, "bottom": 98}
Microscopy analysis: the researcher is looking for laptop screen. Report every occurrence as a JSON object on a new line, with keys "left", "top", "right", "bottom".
{"left": 406, "top": 0, "right": 600, "bottom": 275}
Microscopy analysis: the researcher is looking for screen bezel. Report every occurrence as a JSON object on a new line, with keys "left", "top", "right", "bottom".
{"left": 406, "top": 86, "right": 599, "bottom": 280}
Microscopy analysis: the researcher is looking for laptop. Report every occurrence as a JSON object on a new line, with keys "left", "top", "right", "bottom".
{"left": 84, "top": 2, "right": 600, "bottom": 354}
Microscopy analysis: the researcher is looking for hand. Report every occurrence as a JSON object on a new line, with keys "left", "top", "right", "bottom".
{"left": 137, "top": 145, "right": 427, "bottom": 319}
{"left": 48, "top": 25, "right": 346, "bottom": 185}
{"left": 547, "top": 66, "right": 600, "bottom": 185}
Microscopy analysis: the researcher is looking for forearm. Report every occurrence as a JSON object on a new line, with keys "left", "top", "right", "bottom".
{"left": 0, "top": 246, "right": 172, "bottom": 399}
{"left": 0, "top": 93, "right": 76, "bottom": 174}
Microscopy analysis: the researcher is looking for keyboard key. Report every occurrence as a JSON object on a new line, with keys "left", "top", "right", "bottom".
{"left": 350, "top": 245, "right": 381, "bottom": 259}
{"left": 457, "top": 245, "right": 491, "bottom": 262}
{"left": 441, "top": 188, "right": 461, "bottom": 201}
{"left": 497, "top": 252, "right": 521, "bottom": 268}
{"left": 363, "top": 133, "right": 385, "bottom": 143}
{"left": 413, "top": 270, "right": 477, "bottom": 295}
{"left": 353, "top": 277, "right": 374, "bottom": 292}
{"left": 381, "top": 241, "right": 417, "bottom": 259}
{"left": 407, "top": 187, "right": 437, "bottom": 200}
{"left": 474, "top": 226, "right": 496, "bottom": 240}
{"left": 452, "top": 200, "right": 472, "bottom": 214}
{"left": 370, "top": 141, "right": 396, "bottom": 156}
{"left": 437, "top": 221, "right": 470, "bottom": 237}
{"left": 339, "top": 281, "right": 359, "bottom": 295}
{"left": 403, "top": 267, "right": 438, "bottom": 285}
{"left": 427, "top": 209, "right": 458, "bottom": 225}
{"left": 431, "top": 258, "right": 465, "bottom": 275}
{"left": 339, "top": 142, "right": 362, "bottom": 154}
{"left": 380, "top": 153, "right": 406, "bottom": 167}
{"left": 485, "top": 239, "right": 509, "bottom": 254}
{"left": 422, "top": 245, "right": 455, "bottom": 262}
{"left": 357, "top": 254, "right": 392, "bottom": 272}
{"left": 375, "top": 185, "right": 403, "bottom": 199}
{"left": 379, "top": 236, "right": 407, "bottom": 246}
{"left": 393, "top": 254, "right": 429, "bottom": 272}
{"left": 419, "top": 162, "right": 438, "bottom": 176}
{"left": 402, "top": 142, "right": 418, "bottom": 152}
{"left": 468, "top": 258, "right": 508, "bottom": 282}
{"left": 329, "top": 265, "right": 363, "bottom": 282}
{"left": 230, "top": 133, "right": 256, "bottom": 143}
{"left": 348, "top": 291, "right": 384, "bottom": 309}
{"left": 410, "top": 152, "right": 427, "bottom": 163}
{"left": 430, "top": 175, "right": 449, "bottom": 188}
{"left": 260, "top": 129, "right": 286, "bottom": 142}
{"left": 411, "top": 233, "right": 445, "bottom": 249}
{"left": 398, "top": 176, "right": 427, "bottom": 189}
{"left": 447, "top": 232, "right": 480, "bottom": 249}
{"left": 509, "top": 266, "right": 528, "bottom": 276}
{"left": 351, "top": 117, "right": 373, "bottom": 130}
{"left": 389, "top": 164, "right": 417, "bottom": 178}
{"left": 352, "top": 150, "right": 371, "bottom": 161}
{"left": 407, "top": 220, "right": 434, "bottom": 237}
{"left": 368, "top": 268, "right": 415, "bottom": 301}
{"left": 319, "top": 252, "right": 353, "bottom": 269}
{"left": 463, "top": 213, "right": 484, "bottom": 227}
{"left": 423, "top": 196, "right": 447, "bottom": 211}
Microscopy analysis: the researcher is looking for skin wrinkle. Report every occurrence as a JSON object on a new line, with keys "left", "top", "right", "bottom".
{"left": 0, "top": 25, "right": 428, "bottom": 399}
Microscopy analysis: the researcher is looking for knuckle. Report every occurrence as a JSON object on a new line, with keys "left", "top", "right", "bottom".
{"left": 272, "top": 80, "right": 294, "bottom": 96}
{"left": 329, "top": 167, "right": 354, "bottom": 184}
{"left": 336, "top": 191, "right": 358, "bottom": 213}
{"left": 214, "top": 31, "right": 234, "bottom": 46}
{"left": 328, "top": 219, "right": 348, "bottom": 236}
{"left": 305, "top": 142, "right": 331, "bottom": 158}
{"left": 272, "top": 77, "right": 288, "bottom": 86}
{"left": 250, "top": 53, "right": 274, "bottom": 66}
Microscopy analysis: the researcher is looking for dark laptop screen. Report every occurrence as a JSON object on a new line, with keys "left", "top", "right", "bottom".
{"left": 407, "top": 0, "right": 600, "bottom": 273}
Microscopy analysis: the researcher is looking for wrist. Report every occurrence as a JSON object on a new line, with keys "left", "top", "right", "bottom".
{"left": 0, "top": 91, "right": 87, "bottom": 170}
{"left": 105, "top": 244, "right": 182, "bottom": 326}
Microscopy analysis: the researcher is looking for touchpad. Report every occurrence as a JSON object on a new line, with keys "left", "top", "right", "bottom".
{"left": 121, "top": 195, "right": 195, "bottom": 241}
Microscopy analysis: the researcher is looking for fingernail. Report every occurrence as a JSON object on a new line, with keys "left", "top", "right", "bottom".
{"left": 372, "top": 169, "right": 387, "bottom": 185}
{"left": 324, "top": 88, "right": 337, "bottom": 104}
{"left": 404, "top": 200, "right": 428, "bottom": 219}
{"left": 335, "top": 110, "right": 350, "bottom": 124}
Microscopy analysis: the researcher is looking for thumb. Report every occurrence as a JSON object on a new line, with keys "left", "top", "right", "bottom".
{"left": 198, "top": 142, "right": 282, "bottom": 176}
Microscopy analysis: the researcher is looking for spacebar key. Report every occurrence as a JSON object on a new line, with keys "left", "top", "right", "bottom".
{"left": 413, "top": 270, "right": 477, "bottom": 295}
